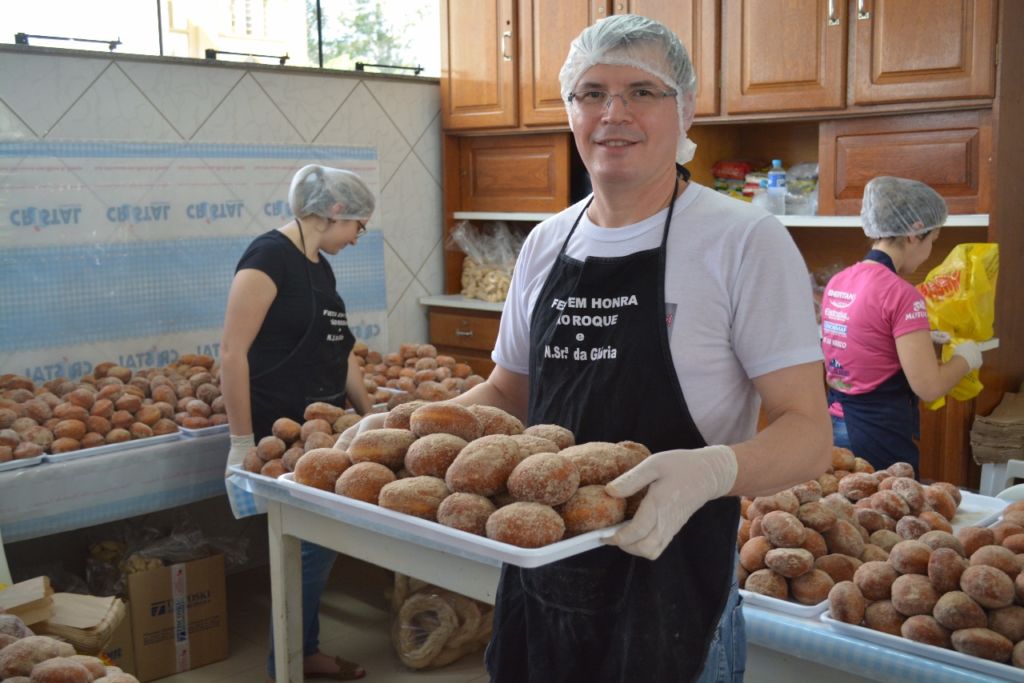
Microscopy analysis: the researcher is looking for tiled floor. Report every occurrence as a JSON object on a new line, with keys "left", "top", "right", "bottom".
{"left": 159, "top": 558, "right": 488, "bottom": 683}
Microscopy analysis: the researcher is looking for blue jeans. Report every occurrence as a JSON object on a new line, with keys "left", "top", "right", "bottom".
{"left": 831, "top": 414, "right": 851, "bottom": 449}
{"left": 695, "top": 579, "right": 746, "bottom": 682}
{"left": 267, "top": 540, "right": 337, "bottom": 676}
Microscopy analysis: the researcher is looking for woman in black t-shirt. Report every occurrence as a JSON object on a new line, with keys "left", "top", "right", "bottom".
{"left": 221, "top": 164, "right": 374, "bottom": 681}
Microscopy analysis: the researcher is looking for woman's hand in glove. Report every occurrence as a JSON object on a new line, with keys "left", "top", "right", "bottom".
{"left": 604, "top": 445, "right": 738, "bottom": 560}
{"left": 226, "top": 434, "right": 255, "bottom": 477}
{"left": 333, "top": 411, "right": 388, "bottom": 451}
{"left": 952, "top": 340, "right": 983, "bottom": 371}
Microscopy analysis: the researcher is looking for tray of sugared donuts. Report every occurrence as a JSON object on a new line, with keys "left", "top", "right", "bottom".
{"left": 738, "top": 447, "right": 1007, "bottom": 620}
{"left": 257, "top": 401, "right": 649, "bottom": 568}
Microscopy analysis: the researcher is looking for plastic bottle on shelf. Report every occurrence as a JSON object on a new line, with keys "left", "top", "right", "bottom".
{"left": 751, "top": 179, "right": 771, "bottom": 211}
{"left": 766, "top": 159, "right": 787, "bottom": 215}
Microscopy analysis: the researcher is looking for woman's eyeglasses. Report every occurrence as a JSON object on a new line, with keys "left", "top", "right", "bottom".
{"left": 356, "top": 220, "right": 367, "bottom": 236}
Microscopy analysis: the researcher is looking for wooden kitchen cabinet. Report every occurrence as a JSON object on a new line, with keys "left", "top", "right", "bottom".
{"left": 428, "top": 307, "right": 502, "bottom": 377}
{"left": 817, "top": 109, "right": 992, "bottom": 215}
{"left": 457, "top": 133, "right": 571, "bottom": 213}
{"left": 850, "top": 0, "right": 997, "bottom": 106}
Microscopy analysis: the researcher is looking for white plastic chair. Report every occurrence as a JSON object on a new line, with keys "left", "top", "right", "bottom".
{"left": 979, "top": 459, "right": 1024, "bottom": 497}
{"left": 997, "top": 483, "right": 1024, "bottom": 502}
{"left": 0, "top": 525, "right": 11, "bottom": 586}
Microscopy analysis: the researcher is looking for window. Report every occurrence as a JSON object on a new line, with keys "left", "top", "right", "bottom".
{"left": 0, "top": 0, "right": 439, "bottom": 77}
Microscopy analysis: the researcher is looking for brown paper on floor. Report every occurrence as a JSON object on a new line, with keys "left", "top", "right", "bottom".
{"left": 34, "top": 593, "right": 126, "bottom": 655}
{"left": 972, "top": 390, "right": 1024, "bottom": 465}
{"left": 0, "top": 575, "right": 54, "bottom": 625}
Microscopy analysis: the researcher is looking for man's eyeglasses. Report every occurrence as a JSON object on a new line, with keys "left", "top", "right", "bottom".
{"left": 568, "top": 87, "right": 677, "bottom": 114}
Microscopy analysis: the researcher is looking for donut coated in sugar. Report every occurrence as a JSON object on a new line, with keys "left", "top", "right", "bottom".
{"left": 293, "top": 448, "right": 352, "bottom": 491}
{"left": 437, "top": 492, "right": 496, "bottom": 535}
{"left": 444, "top": 434, "right": 519, "bottom": 496}
{"left": 486, "top": 501, "right": 565, "bottom": 548}
{"left": 559, "top": 441, "right": 642, "bottom": 486}
{"left": 378, "top": 476, "right": 450, "bottom": 520}
{"left": 348, "top": 428, "right": 417, "bottom": 470}
{"left": 522, "top": 423, "right": 575, "bottom": 450}
{"left": 506, "top": 452, "right": 579, "bottom": 506}
{"left": 560, "top": 484, "right": 626, "bottom": 535}
{"left": 410, "top": 403, "right": 483, "bottom": 441}
{"left": 335, "top": 461, "right": 397, "bottom": 503}
{"left": 467, "top": 404, "right": 524, "bottom": 435}
{"left": 404, "top": 433, "right": 468, "bottom": 478}
{"left": 510, "top": 433, "right": 561, "bottom": 457}
{"left": 383, "top": 400, "right": 428, "bottom": 430}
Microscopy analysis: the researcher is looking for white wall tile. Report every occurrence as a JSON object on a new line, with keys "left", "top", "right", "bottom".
{"left": 48, "top": 65, "right": 180, "bottom": 141}
{"left": 364, "top": 80, "right": 440, "bottom": 150}
{"left": 118, "top": 61, "right": 243, "bottom": 140}
{"left": 0, "top": 52, "right": 108, "bottom": 137}
{"left": 388, "top": 278, "right": 429, "bottom": 346}
{"left": 252, "top": 71, "right": 358, "bottom": 143}
{"left": 384, "top": 240, "right": 414, "bottom": 313}
{"left": 416, "top": 239, "right": 445, "bottom": 297}
{"left": 412, "top": 113, "right": 442, "bottom": 185}
{"left": 192, "top": 73, "right": 303, "bottom": 143}
{"left": 0, "top": 100, "right": 34, "bottom": 139}
{"left": 380, "top": 153, "right": 441, "bottom": 278}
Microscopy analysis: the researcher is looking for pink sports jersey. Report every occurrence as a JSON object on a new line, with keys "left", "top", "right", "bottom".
{"left": 821, "top": 261, "right": 931, "bottom": 416}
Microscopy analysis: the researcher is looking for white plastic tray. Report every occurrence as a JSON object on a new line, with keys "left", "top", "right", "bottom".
{"left": 820, "top": 612, "right": 1024, "bottom": 681}
{"left": 43, "top": 432, "right": 182, "bottom": 463}
{"left": 951, "top": 490, "right": 1007, "bottom": 532}
{"left": 738, "top": 590, "right": 827, "bottom": 618}
{"left": 275, "top": 472, "right": 623, "bottom": 568}
{"left": 178, "top": 423, "right": 230, "bottom": 438}
{"left": 0, "top": 454, "right": 45, "bottom": 472}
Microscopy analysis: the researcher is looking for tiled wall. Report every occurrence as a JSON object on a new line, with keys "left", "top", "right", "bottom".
{"left": 0, "top": 46, "right": 443, "bottom": 350}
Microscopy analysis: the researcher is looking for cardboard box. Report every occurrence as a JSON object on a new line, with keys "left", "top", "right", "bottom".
{"left": 127, "top": 553, "right": 229, "bottom": 682}
{"left": 101, "top": 605, "right": 136, "bottom": 676}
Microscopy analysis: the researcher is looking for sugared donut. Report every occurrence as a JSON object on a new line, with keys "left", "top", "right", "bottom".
{"left": 485, "top": 502, "right": 565, "bottom": 548}
{"left": 510, "top": 433, "right": 561, "bottom": 457}
{"left": 383, "top": 400, "right": 428, "bottom": 430}
{"left": 348, "top": 428, "right": 416, "bottom": 470}
{"left": 560, "top": 485, "right": 626, "bottom": 536}
{"left": 437, "top": 492, "right": 496, "bottom": 535}
{"left": 68, "top": 656, "right": 107, "bottom": 680}
{"left": 522, "top": 424, "right": 575, "bottom": 450}
{"left": 410, "top": 403, "right": 482, "bottom": 441}
{"left": 271, "top": 417, "right": 302, "bottom": 444}
{"left": 28, "top": 657, "right": 92, "bottom": 683}
{"left": 467, "top": 405, "right": 524, "bottom": 435}
{"left": 558, "top": 441, "right": 638, "bottom": 486}
{"left": 335, "top": 462, "right": 397, "bottom": 503}
{"left": 617, "top": 440, "right": 651, "bottom": 459}
{"left": 293, "top": 448, "right": 351, "bottom": 491}
{"left": 506, "top": 452, "right": 579, "bottom": 506}
{"left": 378, "top": 476, "right": 449, "bottom": 520}
{"left": 404, "top": 433, "right": 467, "bottom": 478}
{"left": 444, "top": 434, "right": 519, "bottom": 496}
{"left": 0, "top": 637, "right": 75, "bottom": 678}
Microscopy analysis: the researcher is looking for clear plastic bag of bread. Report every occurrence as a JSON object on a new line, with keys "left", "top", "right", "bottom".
{"left": 389, "top": 573, "right": 493, "bottom": 670}
{"left": 448, "top": 221, "right": 525, "bottom": 303}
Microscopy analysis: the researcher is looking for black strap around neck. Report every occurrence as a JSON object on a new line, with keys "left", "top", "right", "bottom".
{"left": 865, "top": 249, "right": 897, "bottom": 273}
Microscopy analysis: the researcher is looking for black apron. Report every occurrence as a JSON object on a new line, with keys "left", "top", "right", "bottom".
{"left": 485, "top": 172, "right": 740, "bottom": 683}
{"left": 249, "top": 256, "right": 353, "bottom": 440}
{"left": 828, "top": 249, "right": 920, "bottom": 475}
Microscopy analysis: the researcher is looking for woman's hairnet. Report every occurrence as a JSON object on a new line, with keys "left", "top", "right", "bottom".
{"left": 860, "top": 176, "right": 948, "bottom": 239}
{"left": 288, "top": 164, "right": 375, "bottom": 220}
{"left": 559, "top": 14, "right": 697, "bottom": 164}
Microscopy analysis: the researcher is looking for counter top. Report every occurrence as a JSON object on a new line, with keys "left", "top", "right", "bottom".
{"left": 419, "top": 294, "right": 504, "bottom": 312}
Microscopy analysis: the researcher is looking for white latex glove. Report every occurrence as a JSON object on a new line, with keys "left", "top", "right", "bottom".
{"left": 604, "top": 445, "right": 738, "bottom": 560}
{"left": 226, "top": 434, "right": 254, "bottom": 477}
{"left": 333, "top": 411, "right": 388, "bottom": 451}
{"left": 930, "top": 330, "right": 951, "bottom": 345}
{"left": 952, "top": 340, "right": 983, "bottom": 371}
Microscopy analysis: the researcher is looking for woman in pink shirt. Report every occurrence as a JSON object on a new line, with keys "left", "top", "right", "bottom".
{"left": 821, "top": 177, "right": 983, "bottom": 475}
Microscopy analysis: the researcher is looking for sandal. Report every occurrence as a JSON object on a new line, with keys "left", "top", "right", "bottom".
{"left": 304, "top": 656, "right": 366, "bottom": 681}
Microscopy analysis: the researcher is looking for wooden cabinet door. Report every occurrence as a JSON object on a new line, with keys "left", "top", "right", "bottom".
{"left": 441, "top": 0, "right": 517, "bottom": 130}
{"left": 622, "top": 0, "right": 720, "bottom": 116}
{"left": 724, "top": 0, "right": 847, "bottom": 114}
{"left": 818, "top": 110, "right": 992, "bottom": 215}
{"left": 519, "top": 1, "right": 604, "bottom": 127}
{"left": 850, "top": 0, "right": 997, "bottom": 105}
{"left": 458, "top": 133, "right": 571, "bottom": 212}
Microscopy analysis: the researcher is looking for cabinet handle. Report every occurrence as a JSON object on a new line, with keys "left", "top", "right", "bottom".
{"left": 857, "top": 0, "right": 871, "bottom": 20}
{"left": 455, "top": 329, "right": 474, "bottom": 337}
{"left": 827, "top": 0, "right": 841, "bottom": 26}
{"left": 501, "top": 31, "right": 512, "bottom": 61}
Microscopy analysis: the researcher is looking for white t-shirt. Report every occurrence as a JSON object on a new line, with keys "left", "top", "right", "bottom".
{"left": 492, "top": 181, "right": 822, "bottom": 446}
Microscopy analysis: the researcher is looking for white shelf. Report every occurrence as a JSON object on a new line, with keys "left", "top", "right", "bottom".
{"left": 419, "top": 294, "right": 504, "bottom": 312}
{"left": 780, "top": 213, "right": 989, "bottom": 228}
{"left": 453, "top": 211, "right": 554, "bottom": 222}
{"left": 453, "top": 212, "right": 990, "bottom": 228}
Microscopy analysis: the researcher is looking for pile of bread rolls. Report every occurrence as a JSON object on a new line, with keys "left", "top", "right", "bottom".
{"left": 240, "top": 402, "right": 362, "bottom": 478}
{"left": 353, "top": 342, "right": 485, "bottom": 405}
{"left": 0, "top": 613, "right": 138, "bottom": 682}
{"left": 828, "top": 503, "right": 1024, "bottom": 669}
{"left": 288, "top": 402, "right": 648, "bottom": 548}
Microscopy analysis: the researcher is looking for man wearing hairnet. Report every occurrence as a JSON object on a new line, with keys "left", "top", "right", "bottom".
{"left": 822, "top": 176, "right": 983, "bottom": 475}
{"left": 340, "top": 15, "right": 830, "bottom": 682}
{"left": 222, "top": 164, "right": 374, "bottom": 680}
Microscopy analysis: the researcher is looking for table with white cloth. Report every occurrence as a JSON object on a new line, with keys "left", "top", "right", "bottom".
{"left": 230, "top": 469, "right": 1016, "bottom": 683}
{"left": 0, "top": 433, "right": 229, "bottom": 582}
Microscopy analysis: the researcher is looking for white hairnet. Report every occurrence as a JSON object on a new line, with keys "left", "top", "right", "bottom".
{"left": 559, "top": 14, "right": 697, "bottom": 165}
{"left": 288, "top": 164, "right": 375, "bottom": 220}
{"left": 860, "top": 176, "right": 948, "bottom": 239}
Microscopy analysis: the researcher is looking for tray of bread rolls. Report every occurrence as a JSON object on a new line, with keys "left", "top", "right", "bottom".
{"left": 273, "top": 472, "right": 625, "bottom": 568}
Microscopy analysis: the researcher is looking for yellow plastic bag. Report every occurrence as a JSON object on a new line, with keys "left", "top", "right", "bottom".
{"left": 917, "top": 243, "right": 998, "bottom": 410}
{"left": 916, "top": 243, "right": 998, "bottom": 341}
